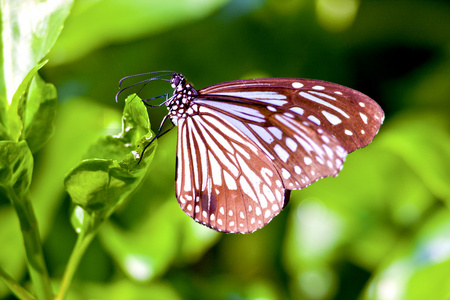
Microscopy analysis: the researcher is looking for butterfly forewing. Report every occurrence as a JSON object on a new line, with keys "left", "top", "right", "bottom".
{"left": 200, "top": 78, "right": 384, "bottom": 153}
{"left": 175, "top": 109, "right": 286, "bottom": 233}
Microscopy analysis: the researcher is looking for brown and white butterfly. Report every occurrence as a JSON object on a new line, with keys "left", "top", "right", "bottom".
{"left": 118, "top": 72, "right": 384, "bottom": 233}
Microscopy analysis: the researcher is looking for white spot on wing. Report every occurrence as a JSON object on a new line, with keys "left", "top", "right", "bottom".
{"left": 263, "top": 184, "right": 275, "bottom": 203}
{"left": 268, "top": 127, "right": 283, "bottom": 139}
{"left": 285, "top": 138, "right": 298, "bottom": 152}
{"left": 213, "top": 91, "right": 287, "bottom": 100}
{"left": 307, "top": 115, "right": 321, "bottom": 125}
{"left": 223, "top": 171, "right": 237, "bottom": 190}
{"left": 274, "top": 144, "right": 289, "bottom": 162}
{"left": 322, "top": 110, "right": 342, "bottom": 125}
{"left": 321, "top": 135, "right": 330, "bottom": 143}
{"left": 198, "top": 102, "right": 265, "bottom": 123}
{"left": 249, "top": 124, "right": 274, "bottom": 144}
{"left": 309, "top": 91, "right": 337, "bottom": 100}
{"left": 304, "top": 157, "right": 312, "bottom": 165}
{"left": 323, "top": 144, "right": 334, "bottom": 158}
{"left": 290, "top": 107, "right": 304, "bottom": 115}
{"left": 283, "top": 112, "right": 294, "bottom": 118}
{"left": 292, "top": 82, "right": 304, "bottom": 88}
{"left": 208, "top": 151, "right": 222, "bottom": 186}
{"left": 282, "top": 168, "right": 291, "bottom": 179}
{"left": 360, "top": 112, "right": 368, "bottom": 124}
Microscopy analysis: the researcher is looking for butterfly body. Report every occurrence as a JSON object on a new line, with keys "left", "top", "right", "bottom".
{"left": 118, "top": 72, "right": 384, "bottom": 233}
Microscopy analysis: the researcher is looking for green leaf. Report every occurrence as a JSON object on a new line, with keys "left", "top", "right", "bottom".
{"left": 0, "top": 141, "right": 33, "bottom": 200}
{"left": 65, "top": 95, "right": 156, "bottom": 233}
{"left": 6, "top": 60, "right": 47, "bottom": 142}
{"left": 18, "top": 73, "right": 57, "bottom": 153}
{"left": 65, "top": 159, "right": 137, "bottom": 212}
{"left": 0, "top": 0, "right": 74, "bottom": 105}
{"left": 84, "top": 94, "right": 151, "bottom": 163}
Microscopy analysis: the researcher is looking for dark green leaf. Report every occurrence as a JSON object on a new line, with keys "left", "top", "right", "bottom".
{"left": 19, "top": 73, "right": 57, "bottom": 153}
{"left": 0, "top": 141, "right": 33, "bottom": 200}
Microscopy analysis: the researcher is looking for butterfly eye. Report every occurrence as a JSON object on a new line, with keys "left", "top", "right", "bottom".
{"left": 171, "top": 73, "right": 185, "bottom": 89}
{"left": 123, "top": 72, "right": 384, "bottom": 233}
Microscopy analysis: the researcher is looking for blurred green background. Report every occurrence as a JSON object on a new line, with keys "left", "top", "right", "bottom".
{"left": 1, "top": 0, "right": 450, "bottom": 299}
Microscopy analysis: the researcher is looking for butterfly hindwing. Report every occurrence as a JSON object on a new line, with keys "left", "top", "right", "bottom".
{"left": 175, "top": 110, "right": 286, "bottom": 233}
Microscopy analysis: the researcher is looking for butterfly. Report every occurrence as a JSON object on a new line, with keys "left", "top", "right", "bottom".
{"left": 117, "top": 71, "right": 384, "bottom": 233}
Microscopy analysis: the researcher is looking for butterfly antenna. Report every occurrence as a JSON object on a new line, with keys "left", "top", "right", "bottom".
{"left": 116, "top": 71, "right": 174, "bottom": 102}
{"left": 118, "top": 70, "right": 175, "bottom": 87}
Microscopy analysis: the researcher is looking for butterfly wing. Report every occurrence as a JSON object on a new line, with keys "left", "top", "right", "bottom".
{"left": 175, "top": 77, "right": 384, "bottom": 233}
{"left": 175, "top": 109, "right": 287, "bottom": 233}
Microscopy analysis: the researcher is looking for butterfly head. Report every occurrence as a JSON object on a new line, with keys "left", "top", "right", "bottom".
{"left": 170, "top": 73, "right": 186, "bottom": 91}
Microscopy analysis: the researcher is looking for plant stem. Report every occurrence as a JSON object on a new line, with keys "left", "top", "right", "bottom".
{"left": 9, "top": 189, "right": 53, "bottom": 300}
{"left": 0, "top": 267, "right": 36, "bottom": 300}
{"left": 56, "top": 229, "right": 96, "bottom": 300}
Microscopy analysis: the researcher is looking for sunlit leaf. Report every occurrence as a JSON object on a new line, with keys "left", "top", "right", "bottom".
{"left": 6, "top": 61, "right": 47, "bottom": 142}
{"left": 65, "top": 95, "right": 155, "bottom": 233}
{"left": 0, "top": 0, "right": 73, "bottom": 104}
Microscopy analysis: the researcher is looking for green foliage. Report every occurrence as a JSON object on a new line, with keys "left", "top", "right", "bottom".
{"left": 0, "top": 141, "right": 33, "bottom": 200}
{"left": 65, "top": 95, "right": 155, "bottom": 232}
{"left": 1, "top": 0, "right": 449, "bottom": 300}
